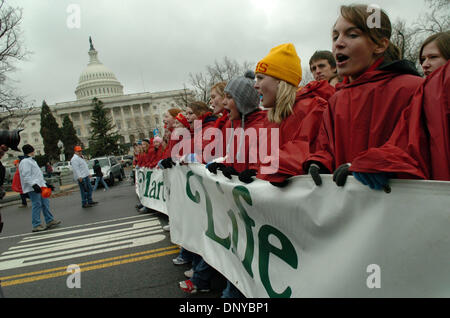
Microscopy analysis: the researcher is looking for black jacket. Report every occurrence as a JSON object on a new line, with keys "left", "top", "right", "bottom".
{"left": 378, "top": 59, "right": 421, "bottom": 77}
{"left": 93, "top": 163, "right": 103, "bottom": 177}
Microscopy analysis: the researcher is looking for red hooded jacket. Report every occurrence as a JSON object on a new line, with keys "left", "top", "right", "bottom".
{"left": 191, "top": 113, "right": 218, "bottom": 163}
{"left": 304, "top": 59, "right": 424, "bottom": 173}
{"left": 162, "top": 127, "right": 193, "bottom": 161}
{"left": 135, "top": 152, "right": 144, "bottom": 167}
{"left": 148, "top": 145, "right": 164, "bottom": 168}
{"left": 160, "top": 114, "right": 193, "bottom": 162}
{"left": 351, "top": 61, "right": 450, "bottom": 181}
{"left": 12, "top": 169, "right": 23, "bottom": 194}
{"left": 223, "top": 110, "right": 266, "bottom": 173}
{"left": 255, "top": 80, "right": 334, "bottom": 182}
{"left": 140, "top": 138, "right": 155, "bottom": 167}
{"left": 214, "top": 109, "right": 229, "bottom": 131}
{"left": 142, "top": 148, "right": 155, "bottom": 167}
{"left": 206, "top": 110, "right": 231, "bottom": 163}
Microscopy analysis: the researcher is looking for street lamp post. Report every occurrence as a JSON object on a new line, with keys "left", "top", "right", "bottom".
{"left": 57, "top": 140, "right": 65, "bottom": 162}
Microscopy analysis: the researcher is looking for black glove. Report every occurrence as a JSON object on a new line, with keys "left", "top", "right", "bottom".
{"left": 238, "top": 169, "right": 257, "bottom": 184}
{"left": 160, "top": 157, "right": 176, "bottom": 169}
{"left": 206, "top": 162, "right": 225, "bottom": 174}
{"left": 270, "top": 179, "right": 290, "bottom": 188}
{"left": 308, "top": 163, "right": 325, "bottom": 186}
{"left": 32, "top": 184, "right": 42, "bottom": 193}
{"left": 333, "top": 163, "right": 351, "bottom": 187}
{"left": 353, "top": 172, "right": 392, "bottom": 193}
{"left": 220, "top": 166, "right": 239, "bottom": 180}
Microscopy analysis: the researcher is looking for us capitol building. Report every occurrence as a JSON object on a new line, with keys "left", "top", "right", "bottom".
{"left": 2, "top": 38, "right": 193, "bottom": 164}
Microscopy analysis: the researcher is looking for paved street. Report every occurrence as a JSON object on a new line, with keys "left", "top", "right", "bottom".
{"left": 0, "top": 177, "right": 225, "bottom": 298}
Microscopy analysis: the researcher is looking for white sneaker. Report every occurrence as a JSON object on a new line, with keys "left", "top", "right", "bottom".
{"left": 163, "top": 224, "right": 170, "bottom": 232}
{"left": 138, "top": 207, "right": 147, "bottom": 213}
{"left": 32, "top": 225, "right": 46, "bottom": 232}
{"left": 173, "top": 256, "right": 190, "bottom": 265}
{"left": 184, "top": 268, "right": 194, "bottom": 278}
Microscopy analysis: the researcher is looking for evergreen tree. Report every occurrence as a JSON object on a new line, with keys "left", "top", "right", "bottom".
{"left": 39, "top": 100, "right": 62, "bottom": 161}
{"left": 88, "top": 97, "right": 121, "bottom": 157}
{"left": 61, "top": 115, "right": 82, "bottom": 160}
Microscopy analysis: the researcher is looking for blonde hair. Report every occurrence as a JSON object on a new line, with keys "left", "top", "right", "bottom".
{"left": 267, "top": 81, "right": 297, "bottom": 124}
{"left": 211, "top": 81, "right": 227, "bottom": 97}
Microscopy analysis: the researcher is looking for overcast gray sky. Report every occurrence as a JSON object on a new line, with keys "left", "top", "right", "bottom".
{"left": 8, "top": 0, "right": 428, "bottom": 106}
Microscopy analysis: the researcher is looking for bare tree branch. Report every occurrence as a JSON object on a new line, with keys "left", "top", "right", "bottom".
{"left": 413, "top": 0, "right": 450, "bottom": 36}
{"left": 0, "top": 0, "right": 31, "bottom": 119}
{"left": 173, "top": 83, "right": 195, "bottom": 109}
{"left": 188, "top": 56, "right": 254, "bottom": 103}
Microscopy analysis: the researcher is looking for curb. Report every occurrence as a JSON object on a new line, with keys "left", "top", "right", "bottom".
{"left": 0, "top": 184, "right": 79, "bottom": 208}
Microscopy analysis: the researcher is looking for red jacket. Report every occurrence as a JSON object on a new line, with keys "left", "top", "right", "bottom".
{"left": 142, "top": 147, "right": 155, "bottom": 167}
{"left": 214, "top": 109, "right": 229, "bottom": 131}
{"left": 304, "top": 60, "right": 424, "bottom": 173}
{"left": 12, "top": 169, "right": 23, "bottom": 194}
{"left": 136, "top": 152, "right": 146, "bottom": 167}
{"left": 162, "top": 127, "right": 192, "bottom": 161}
{"left": 223, "top": 110, "right": 266, "bottom": 173}
{"left": 351, "top": 61, "right": 450, "bottom": 181}
{"left": 148, "top": 145, "right": 164, "bottom": 168}
{"left": 300, "top": 79, "right": 336, "bottom": 101}
{"left": 192, "top": 113, "right": 218, "bottom": 163}
{"left": 255, "top": 81, "right": 333, "bottom": 182}
{"left": 207, "top": 110, "right": 231, "bottom": 162}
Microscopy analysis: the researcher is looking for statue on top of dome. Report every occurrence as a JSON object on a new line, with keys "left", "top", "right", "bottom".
{"left": 89, "top": 36, "right": 95, "bottom": 51}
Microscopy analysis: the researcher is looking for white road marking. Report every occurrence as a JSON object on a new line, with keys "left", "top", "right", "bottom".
{"left": 0, "top": 214, "right": 155, "bottom": 240}
{"left": 0, "top": 216, "right": 166, "bottom": 271}
{"left": 20, "top": 218, "right": 156, "bottom": 243}
{"left": 8, "top": 221, "right": 158, "bottom": 251}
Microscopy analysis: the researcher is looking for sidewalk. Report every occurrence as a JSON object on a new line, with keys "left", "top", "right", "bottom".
{"left": 0, "top": 183, "right": 79, "bottom": 208}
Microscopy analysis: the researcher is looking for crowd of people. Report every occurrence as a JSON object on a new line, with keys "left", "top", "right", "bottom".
{"left": 0, "top": 2, "right": 445, "bottom": 299}
{"left": 4, "top": 143, "right": 102, "bottom": 233}
{"left": 130, "top": 4, "right": 449, "bottom": 297}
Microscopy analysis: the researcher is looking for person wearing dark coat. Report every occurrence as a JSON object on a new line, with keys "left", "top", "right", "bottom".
{"left": 92, "top": 159, "right": 109, "bottom": 191}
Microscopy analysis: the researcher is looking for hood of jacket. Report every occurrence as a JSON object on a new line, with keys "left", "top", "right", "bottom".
{"left": 336, "top": 59, "right": 422, "bottom": 90}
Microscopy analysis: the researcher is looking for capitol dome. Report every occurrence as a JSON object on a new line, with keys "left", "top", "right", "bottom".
{"left": 75, "top": 37, "right": 124, "bottom": 100}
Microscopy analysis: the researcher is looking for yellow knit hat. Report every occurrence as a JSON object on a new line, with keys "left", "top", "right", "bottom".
{"left": 255, "top": 43, "right": 302, "bottom": 87}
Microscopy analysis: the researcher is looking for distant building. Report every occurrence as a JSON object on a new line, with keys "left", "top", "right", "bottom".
{"left": 2, "top": 38, "right": 193, "bottom": 165}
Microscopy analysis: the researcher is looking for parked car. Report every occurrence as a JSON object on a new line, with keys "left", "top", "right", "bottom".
{"left": 4, "top": 166, "right": 17, "bottom": 184}
{"left": 116, "top": 155, "right": 133, "bottom": 167}
{"left": 53, "top": 161, "right": 72, "bottom": 173}
{"left": 88, "top": 156, "right": 125, "bottom": 186}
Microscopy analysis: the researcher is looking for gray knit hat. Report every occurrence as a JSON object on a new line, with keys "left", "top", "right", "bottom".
{"left": 224, "top": 71, "right": 260, "bottom": 116}
{"left": 224, "top": 71, "right": 260, "bottom": 162}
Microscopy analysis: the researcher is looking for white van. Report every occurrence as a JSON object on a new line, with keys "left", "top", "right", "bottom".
{"left": 53, "top": 161, "right": 72, "bottom": 173}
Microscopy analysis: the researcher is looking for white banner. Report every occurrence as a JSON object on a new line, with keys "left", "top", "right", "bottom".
{"left": 135, "top": 167, "right": 168, "bottom": 215}
{"left": 138, "top": 165, "right": 450, "bottom": 298}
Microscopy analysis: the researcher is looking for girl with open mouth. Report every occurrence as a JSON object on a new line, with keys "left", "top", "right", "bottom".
{"left": 249, "top": 43, "right": 335, "bottom": 186}
{"left": 304, "top": 4, "right": 424, "bottom": 191}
